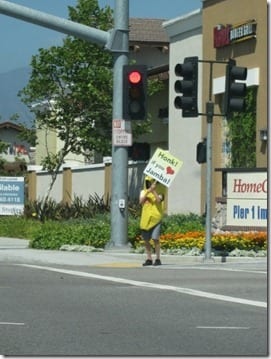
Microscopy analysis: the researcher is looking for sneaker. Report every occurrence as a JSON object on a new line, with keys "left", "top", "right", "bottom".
{"left": 154, "top": 259, "right": 162, "bottom": 266}
{"left": 142, "top": 259, "right": 153, "bottom": 266}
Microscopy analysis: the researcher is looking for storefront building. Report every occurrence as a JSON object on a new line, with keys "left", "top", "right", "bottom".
{"left": 201, "top": 0, "right": 267, "bottom": 226}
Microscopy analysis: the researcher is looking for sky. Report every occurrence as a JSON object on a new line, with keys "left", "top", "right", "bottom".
{"left": 0, "top": 0, "right": 202, "bottom": 74}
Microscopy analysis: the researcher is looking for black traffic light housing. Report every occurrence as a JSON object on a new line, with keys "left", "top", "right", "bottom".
{"left": 196, "top": 139, "right": 207, "bottom": 164}
{"left": 128, "top": 142, "right": 150, "bottom": 161}
{"left": 224, "top": 59, "right": 247, "bottom": 115}
{"left": 123, "top": 65, "right": 147, "bottom": 120}
{"left": 174, "top": 56, "right": 198, "bottom": 117}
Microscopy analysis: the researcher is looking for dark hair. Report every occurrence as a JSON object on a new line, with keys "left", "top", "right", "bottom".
{"left": 146, "top": 180, "right": 151, "bottom": 189}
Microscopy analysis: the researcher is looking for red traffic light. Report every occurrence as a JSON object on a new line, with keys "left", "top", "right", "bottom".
{"left": 123, "top": 65, "right": 147, "bottom": 120}
{"left": 128, "top": 71, "right": 142, "bottom": 84}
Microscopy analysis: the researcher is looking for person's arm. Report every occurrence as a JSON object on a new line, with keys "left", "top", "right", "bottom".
{"left": 151, "top": 183, "right": 163, "bottom": 204}
{"left": 139, "top": 189, "right": 151, "bottom": 205}
{"left": 140, "top": 182, "right": 163, "bottom": 205}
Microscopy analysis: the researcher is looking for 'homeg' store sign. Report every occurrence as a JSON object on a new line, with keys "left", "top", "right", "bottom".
{"left": 226, "top": 172, "right": 267, "bottom": 227}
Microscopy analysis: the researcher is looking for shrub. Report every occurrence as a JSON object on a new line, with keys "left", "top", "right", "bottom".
{"left": 0, "top": 208, "right": 267, "bottom": 255}
{"left": 24, "top": 194, "right": 110, "bottom": 222}
{"left": 0, "top": 216, "right": 42, "bottom": 240}
{"left": 30, "top": 219, "right": 110, "bottom": 250}
{"left": 162, "top": 213, "right": 205, "bottom": 233}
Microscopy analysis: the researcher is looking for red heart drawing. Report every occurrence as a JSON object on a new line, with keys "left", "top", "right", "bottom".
{"left": 166, "top": 166, "right": 175, "bottom": 175}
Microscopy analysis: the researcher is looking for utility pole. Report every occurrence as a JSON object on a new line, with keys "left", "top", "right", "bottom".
{"left": 110, "top": 0, "right": 130, "bottom": 248}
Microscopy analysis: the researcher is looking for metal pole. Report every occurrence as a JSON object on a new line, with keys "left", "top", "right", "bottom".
{"left": 204, "top": 101, "right": 214, "bottom": 260}
{"left": 109, "top": 0, "right": 129, "bottom": 248}
{"left": 203, "top": 61, "right": 214, "bottom": 261}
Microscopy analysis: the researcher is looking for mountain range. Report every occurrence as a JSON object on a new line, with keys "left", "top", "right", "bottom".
{"left": 0, "top": 67, "right": 34, "bottom": 128}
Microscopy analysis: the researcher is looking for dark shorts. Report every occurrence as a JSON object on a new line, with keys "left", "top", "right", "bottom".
{"left": 141, "top": 222, "right": 161, "bottom": 241}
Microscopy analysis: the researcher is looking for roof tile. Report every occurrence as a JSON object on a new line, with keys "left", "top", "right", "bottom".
{"left": 129, "top": 18, "right": 169, "bottom": 43}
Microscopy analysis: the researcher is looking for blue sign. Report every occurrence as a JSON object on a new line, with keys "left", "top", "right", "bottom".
{"left": 0, "top": 177, "right": 24, "bottom": 215}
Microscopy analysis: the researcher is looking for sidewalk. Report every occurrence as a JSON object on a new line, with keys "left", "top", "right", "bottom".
{"left": 0, "top": 237, "right": 267, "bottom": 267}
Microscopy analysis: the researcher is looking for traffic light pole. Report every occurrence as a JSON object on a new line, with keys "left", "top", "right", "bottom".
{"left": 204, "top": 101, "right": 214, "bottom": 261}
{"left": 198, "top": 60, "right": 227, "bottom": 261}
{"left": 110, "top": 0, "right": 130, "bottom": 248}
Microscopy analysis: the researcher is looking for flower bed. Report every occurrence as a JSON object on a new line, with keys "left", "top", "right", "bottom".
{"left": 133, "top": 230, "right": 267, "bottom": 256}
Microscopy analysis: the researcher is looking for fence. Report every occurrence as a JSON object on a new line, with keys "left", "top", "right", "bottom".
{"left": 27, "top": 161, "right": 148, "bottom": 205}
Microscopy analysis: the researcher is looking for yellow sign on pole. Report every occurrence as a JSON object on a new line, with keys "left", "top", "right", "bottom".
{"left": 143, "top": 148, "right": 183, "bottom": 187}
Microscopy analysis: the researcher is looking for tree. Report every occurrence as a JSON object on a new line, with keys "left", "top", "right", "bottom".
{"left": 19, "top": 0, "right": 161, "bottom": 217}
{"left": 10, "top": 114, "right": 37, "bottom": 148}
{"left": 20, "top": 0, "right": 114, "bottom": 159}
{"left": 19, "top": 0, "right": 154, "bottom": 162}
{"left": 18, "top": 0, "right": 115, "bottom": 216}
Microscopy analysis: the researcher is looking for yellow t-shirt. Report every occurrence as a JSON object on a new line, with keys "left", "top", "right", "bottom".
{"left": 139, "top": 181, "right": 166, "bottom": 231}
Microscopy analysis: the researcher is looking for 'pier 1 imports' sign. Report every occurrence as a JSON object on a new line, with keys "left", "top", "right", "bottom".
{"left": 226, "top": 172, "right": 267, "bottom": 227}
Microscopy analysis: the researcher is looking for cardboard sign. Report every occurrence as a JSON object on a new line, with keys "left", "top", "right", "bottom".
{"left": 143, "top": 148, "right": 183, "bottom": 187}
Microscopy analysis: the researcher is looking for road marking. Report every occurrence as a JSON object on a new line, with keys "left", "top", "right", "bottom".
{"left": 197, "top": 326, "right": 250, "bottom": 330}
{"left": 0, "top": 322, "right": 25, "bottom": 326}
{"left": 161, "top": 266, "right": 267, "bottom": 275}
{"left": 94, "top": 262, "right": 140, "bottom": 268}
{"left": 18, "top": 264, "right": 267, "bottom": 309}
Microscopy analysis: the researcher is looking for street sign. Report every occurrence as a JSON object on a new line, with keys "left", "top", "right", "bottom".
{"left": 112, "top": 119, "right": 132, "bottom": 146}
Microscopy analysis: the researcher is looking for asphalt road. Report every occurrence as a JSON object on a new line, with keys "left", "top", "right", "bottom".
{"left": 0, "top": 257, "right": 268, "bottom": 356}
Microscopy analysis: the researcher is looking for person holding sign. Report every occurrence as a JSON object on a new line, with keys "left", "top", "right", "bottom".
{"left": 139, "top": 176, "right": 166, "bottom": 266}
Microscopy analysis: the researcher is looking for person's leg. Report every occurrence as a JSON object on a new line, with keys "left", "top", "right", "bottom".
{"left": 145, "top": 240, "right": 152, "bottom": 260}
{"left": 142, "top": 230, "right": 153, "bottom": 265}
{"left": 152, "top": 223, "right": 162, "bottom": 265}
{"left": 154, "top": 239, "right": 160, "bottom": 260}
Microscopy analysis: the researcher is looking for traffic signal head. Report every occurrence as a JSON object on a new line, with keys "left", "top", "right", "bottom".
{"left": 128, "top": 142, "right": 150, "bottom": 161}
{"left": 123, "top": 65, "right": 147, "bottom": 120}
{"left": 224, "top": 59, "right": 247, "bottom": 115}
{"left": 196, "top": 139, "right": 207, "bottom": 164}
{"left": 174, "top": 56, "right": 198, "bottom": 117}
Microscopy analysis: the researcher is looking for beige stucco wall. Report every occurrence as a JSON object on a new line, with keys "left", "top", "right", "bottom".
{"left": 36, "top": 127, "right": 57, "bottom": 165}
{"left": 164, "top": 10, "right": 203, "bottom": 215}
